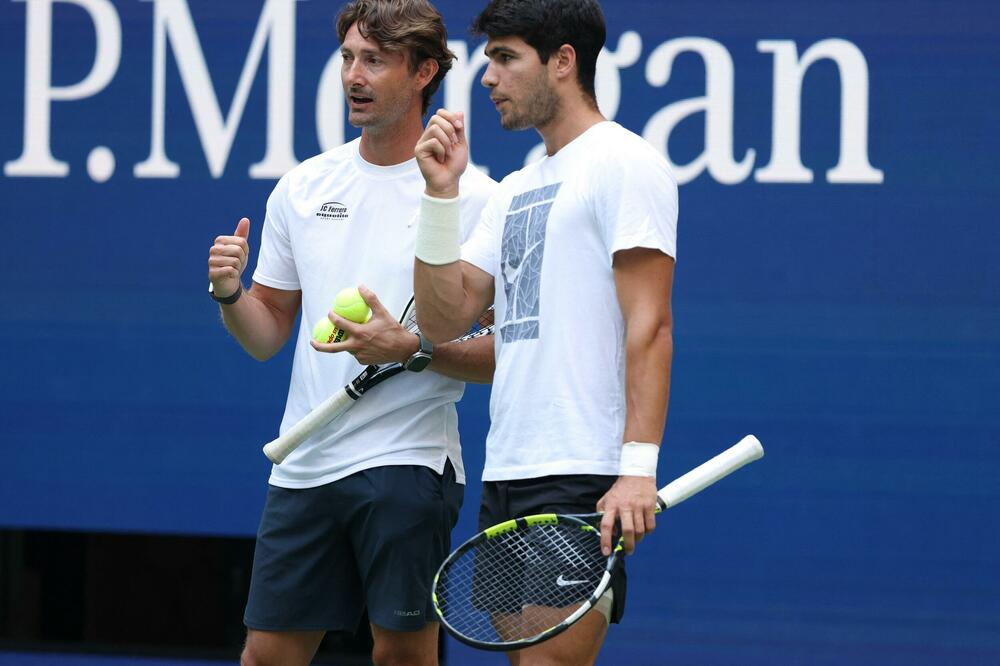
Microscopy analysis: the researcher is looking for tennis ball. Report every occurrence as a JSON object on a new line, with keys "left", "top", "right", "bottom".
{"left": 333, "top": 287, "right": 372, "bottom": 324}
{"left": 312, "top": 316, "right": 347, "bottom": 344}
{"left": 311, "top": 288, "right": 372, "bottom": 344}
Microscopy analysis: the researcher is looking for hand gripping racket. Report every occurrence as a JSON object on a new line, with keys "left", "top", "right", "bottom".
{"left": 432, "top": 434, "right": 764, "bottom": 650}
{"left": 262, "top": 297, "right": 494, "bottom": 464}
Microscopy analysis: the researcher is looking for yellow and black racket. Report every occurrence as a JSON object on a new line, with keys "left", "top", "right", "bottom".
{"left": 432, "top": 435, "right": 764, "bottom": 650}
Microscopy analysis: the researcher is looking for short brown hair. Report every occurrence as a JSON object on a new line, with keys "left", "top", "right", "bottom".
{"left": 336, "top": 0, "right": 455, "bottom": 115}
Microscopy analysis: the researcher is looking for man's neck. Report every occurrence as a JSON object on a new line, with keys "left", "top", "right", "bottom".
{"left": 538, "top": 97, "right": 606, "bottom": 156}
{"left": 358, "top": 111, "right": 425, "bottom": 166}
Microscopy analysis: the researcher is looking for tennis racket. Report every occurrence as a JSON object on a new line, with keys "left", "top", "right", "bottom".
{"left": 432, "top": 434, "right": 764, "bottom": 650}
{"left": 262, "top": 297, "right": 494, "bottom": 464}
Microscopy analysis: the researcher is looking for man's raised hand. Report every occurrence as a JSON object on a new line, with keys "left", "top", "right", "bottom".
{"left": 208, "top": 218, "right": 250, "bottom": 299}
{"left": 415, "top": 109, "right": 468, "bottom": 199}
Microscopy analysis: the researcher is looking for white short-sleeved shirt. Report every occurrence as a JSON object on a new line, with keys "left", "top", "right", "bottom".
{"left": 461, "top": 122, "right": 678, "bottom": 481}
{"left": 254, "top": 139, "right": 496, "bottom": 488}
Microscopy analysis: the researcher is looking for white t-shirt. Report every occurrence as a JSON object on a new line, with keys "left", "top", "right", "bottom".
{"left": 253, "top": 139, "right": 496, "bottom": 488}
{"left": 461, "top": 122, "right": 678, "bottom": 481}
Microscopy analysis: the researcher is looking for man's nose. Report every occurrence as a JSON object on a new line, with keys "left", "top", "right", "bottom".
{"left": 344, "top": 59, "right": 366, "bottom": 87}
{"left": 481, "top": 62, "right": 498, "bottom": 88}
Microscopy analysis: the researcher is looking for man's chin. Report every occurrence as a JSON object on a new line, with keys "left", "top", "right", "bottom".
{"left": 500, "top": 115, "right": 531, "bottom": 131}
{"left": 348, "top": 110, "right": 377, "bottom": 128}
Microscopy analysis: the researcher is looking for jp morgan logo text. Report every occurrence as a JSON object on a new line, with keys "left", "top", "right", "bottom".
{"left": 3, "top": 0, "right": 882, "bottom": 186}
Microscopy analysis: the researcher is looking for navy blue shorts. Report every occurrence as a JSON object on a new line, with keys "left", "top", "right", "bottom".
{"left": 244, "top": 462, "right": 463, "bottom": 633}
{"left": 477, "top": 474, "right": 627, "bottom": 623}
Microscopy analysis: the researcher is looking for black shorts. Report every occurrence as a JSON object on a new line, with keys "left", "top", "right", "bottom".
{"left": 244, "top": 462, "right": 463, "bottom": 633}
{"left": 477, "top": 474, "right": 627, "bottom": 624}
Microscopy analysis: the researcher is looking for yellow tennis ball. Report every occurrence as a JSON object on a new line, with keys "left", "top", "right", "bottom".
{"left": 333, "top": 287, "right": 372, "bottom": 324}
{"left": 312, "top": 316, "right": 347, "bottom": 344}
{"left": 311, "top": 288, "right": 371, "bottom": 344}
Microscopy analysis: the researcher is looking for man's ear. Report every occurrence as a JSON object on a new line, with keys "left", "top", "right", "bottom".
{"left": 551, "top": 43, "right": 577, "bottom": 82}
{"left": 415, "top": 58, "right": 440, "bottom": 91}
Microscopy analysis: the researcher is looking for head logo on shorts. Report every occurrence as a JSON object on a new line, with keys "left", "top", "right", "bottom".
{"left": 499, "top": 183, "right": 562, "bottom": 342}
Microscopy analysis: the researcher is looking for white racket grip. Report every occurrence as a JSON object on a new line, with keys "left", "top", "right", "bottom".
{"left": 262, "top": 389, "right": 356, "bottom": 464}
{"left": 657, "top": 435, "right": 763, "bottom": 509}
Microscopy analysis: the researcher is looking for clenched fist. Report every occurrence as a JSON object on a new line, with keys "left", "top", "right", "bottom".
{"left": 415, "top": 109, "right": 468, "bottom": 199}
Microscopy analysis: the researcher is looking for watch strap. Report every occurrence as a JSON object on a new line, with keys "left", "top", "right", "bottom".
{"left": 209, "top": 282, "right": 243, "bottom": 305}
{"left": 404, "top": 333, "right": 434, "bottom": 372}
{"left": 417, "top": 333, "right": 433, "bottom": 356}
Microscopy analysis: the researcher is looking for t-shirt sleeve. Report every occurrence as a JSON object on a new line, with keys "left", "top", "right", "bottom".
{"left": 592, "top": 141, "right": 678, "bottom": 261}
{"left": 252, "top": 175, "right": 300, "bottom": 290}
{"left": 460, "top": 188, "right": 502, "bottom": 277}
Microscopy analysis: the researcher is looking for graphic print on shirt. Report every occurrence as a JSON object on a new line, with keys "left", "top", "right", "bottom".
{"left": 499, "top": 183, "right": 561, "bottom": 342}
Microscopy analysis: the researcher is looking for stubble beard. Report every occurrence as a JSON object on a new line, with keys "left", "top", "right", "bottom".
{"left": 349, "top": 86, "right": 414, "bottom": 132}
{"left": 501, "top": 75, "right": 560, "bottom": 131}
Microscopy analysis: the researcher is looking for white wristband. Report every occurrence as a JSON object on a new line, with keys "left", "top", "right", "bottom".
{"left": 416, "top": 193, "right": 461, "bottom": 265}
{"left": 619, "top": 441, "right": 659, "bottom": 477}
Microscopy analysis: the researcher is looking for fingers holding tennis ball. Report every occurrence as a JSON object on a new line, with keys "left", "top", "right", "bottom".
{"left": 313, "top": 287, "right": 372, "bottom": 344}
{"left": 311, "top": 286, "right": 419, "bottom": 366}
{"left": 333, "top": 287, "right": 374, "bottom": 326}
{"left": 311, "top": 316, "right": 347, "bottom": 345}
{"left": 311, "top": 287, "right": 372, "bottom": 345}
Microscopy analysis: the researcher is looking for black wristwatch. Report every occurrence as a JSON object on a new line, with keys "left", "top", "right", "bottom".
{"left": 209, "top": 282, "right": 243, "bottom": 305}
{"left": 404, "top": 333, "right": 433, "bottom": 372}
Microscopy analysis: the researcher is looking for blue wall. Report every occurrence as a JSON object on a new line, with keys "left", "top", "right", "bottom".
{"left": 1, "top": 1, "right": 997, "bottom": 663}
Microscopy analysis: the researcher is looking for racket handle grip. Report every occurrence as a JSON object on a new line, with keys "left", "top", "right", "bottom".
{"left": 262, "top": 389, "right": 355, "bottom": 464}
{"left": 658, "top": 435, "right": 763, "bottom": 508}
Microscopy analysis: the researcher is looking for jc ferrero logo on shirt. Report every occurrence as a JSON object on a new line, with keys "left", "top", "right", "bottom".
{"left": 316, "top": 201, "right": 349, "bottom": 220}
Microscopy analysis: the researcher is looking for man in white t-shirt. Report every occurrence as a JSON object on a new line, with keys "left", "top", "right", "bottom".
{"left": 206, "top": 2, "right": 495, "bottom": 665}
{"left": 412, "top": 0, "right": 676, "bottom": 663}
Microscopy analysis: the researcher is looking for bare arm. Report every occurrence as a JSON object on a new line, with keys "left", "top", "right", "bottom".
{"left": 208, "top": 218, "right": 301, "bottom": 361}
{"left": 413, "top": 259, "right": 495, "bottom": 343}
{"left": 617, "top": 248, "right": 674, "bottom": 443}
{"left": 597, "top": 247, "right": 675, "bottom": 555}
{"left": 413, "top": 109, "right": 496, "bottom": 342}
{"left": 219, "top": 282, "right": 301, "bottom": 361}
{"left": 429, "top": 334, "right": 495, "bottom": 383}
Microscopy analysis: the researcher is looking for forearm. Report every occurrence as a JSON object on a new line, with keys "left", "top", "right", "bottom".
{"left": 603, "top": 321, "right": 670, "bottom": 555}
{"left": 429, "top": 334, "right": 495, "bottom": 383}
{"left": 623, "top": 319, "right": 673, "bottom": 444}
{"left": 219, "top": 285, "right": 299, "bottom": 361}
{"left": 413, "top": 190, "right": 485, "bottom": 342}
{"left": 413, "top": 258, "right": 484, "bottom": 342}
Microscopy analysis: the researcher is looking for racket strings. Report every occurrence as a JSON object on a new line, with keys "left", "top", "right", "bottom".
{"left": 437, "top": 522, "right": 606, "bottom": 644}
{"left": 457, "top": 306, "right": 496, "bottom": 341}
{"left": 402, "top": 305, "right": 420, "bottom": 335}
{"left": 476, "top": 307, "right": 496, "bottom": 331}
{"left": 400, "top": 304, "right": 496, "bottom": 340}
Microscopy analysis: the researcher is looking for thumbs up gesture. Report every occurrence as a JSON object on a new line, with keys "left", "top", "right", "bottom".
{"left": 208, "top": 217, "right": 251, "bottom": 299}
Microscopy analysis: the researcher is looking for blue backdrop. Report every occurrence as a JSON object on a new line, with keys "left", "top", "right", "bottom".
{"left": 1, "top": 1, "right": 998, "bottom": 663}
